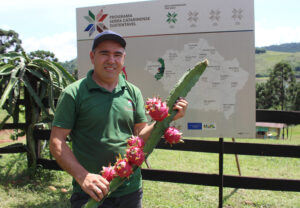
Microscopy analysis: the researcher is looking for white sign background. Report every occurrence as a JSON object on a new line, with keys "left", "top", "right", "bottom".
{"left": 76, "top": 0, "right": 255, "bottom": 138}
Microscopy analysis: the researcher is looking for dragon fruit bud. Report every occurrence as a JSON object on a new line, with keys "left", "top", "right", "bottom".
{"left": 126, "top": 146, "right": 145, "bottom": 166}
{"left": 145, "top": 97, "right": 169, "bottom": 121}
{"left": 114, "top": 156, "right": 133, "bottom": 178}
{"left": 101, "top": 164, "right": 116, "bottom": 182}
{"left": 164, "top": 126, "right": 184, "bottom": 145}
{"left": 127, "top": 136, "right": 145, "bottom": 149}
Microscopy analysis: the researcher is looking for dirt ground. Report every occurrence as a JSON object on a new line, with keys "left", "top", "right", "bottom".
{"left": 0, "top": 129, "right": 26, "bottom": 144}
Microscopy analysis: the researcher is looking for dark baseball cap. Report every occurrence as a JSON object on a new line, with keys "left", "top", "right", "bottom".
{"left": 92, "top": 30, "right": 126, "bottom": 50}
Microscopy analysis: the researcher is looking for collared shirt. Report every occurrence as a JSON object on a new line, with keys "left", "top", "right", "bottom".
{"left": 53, "top": 69, "right": 148, "bottom": 197}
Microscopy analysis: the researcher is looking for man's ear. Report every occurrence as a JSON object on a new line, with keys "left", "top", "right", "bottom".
{"left": 90, "top": 51, "right": 95, "bottom": 65}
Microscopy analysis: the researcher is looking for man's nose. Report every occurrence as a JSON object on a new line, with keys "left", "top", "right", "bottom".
{"left": 107, "top": 54, "right": 116, "bottom": 63}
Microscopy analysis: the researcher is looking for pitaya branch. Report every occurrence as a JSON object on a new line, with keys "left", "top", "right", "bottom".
{"left": 83, "top": 59, "right": 208, "bottom": 208}
{"left": 143, "top": 59, "right": 208, "bottom": 155}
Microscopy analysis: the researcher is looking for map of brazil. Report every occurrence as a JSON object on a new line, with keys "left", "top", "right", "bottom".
{"left": 144, "top": 38, "right": 249, "bottom": 120}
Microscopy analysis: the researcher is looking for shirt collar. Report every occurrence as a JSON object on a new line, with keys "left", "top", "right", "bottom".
{"left": 86, "top": 69, "right": 127, "bottom": 93}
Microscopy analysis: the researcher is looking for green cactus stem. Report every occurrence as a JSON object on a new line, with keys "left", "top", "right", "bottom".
{"left": 83, "top": 59, "right": 208, "bottom": 208}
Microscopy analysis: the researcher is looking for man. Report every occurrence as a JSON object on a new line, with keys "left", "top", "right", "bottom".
{"left": 49, "top": 30, "right": 188, "bottom": 208}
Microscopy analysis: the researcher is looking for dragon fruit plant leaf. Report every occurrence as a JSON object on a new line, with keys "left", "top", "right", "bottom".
{"left": 83, "top": 59, "right": 208, "bottom": 208}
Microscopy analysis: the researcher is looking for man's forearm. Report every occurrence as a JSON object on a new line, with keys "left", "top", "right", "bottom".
{"left": 50, "top": 130, "right": 110, "bottom": 201}
{"left": 51, "top": 140, "right": 88, "bottom": 183}
{"left": 137, "top": 122, "right": 156, "bottom": 143}
{"left": 49, "top": 127, "right": 88, "bottom": 185}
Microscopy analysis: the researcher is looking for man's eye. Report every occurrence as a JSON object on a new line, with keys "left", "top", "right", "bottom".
{"left": 115, "top": 53, "right": 123, "bottom": 57}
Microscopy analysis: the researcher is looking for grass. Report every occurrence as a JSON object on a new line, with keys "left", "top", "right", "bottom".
{"left": 0, "top": 153, "right": 72, "bottom": 208}
{"left": 255, "top": 50, "right": 300, "bottom": 76}
{"left": 0, "top": 125, "right": 300, "bottom": 207}
{"left": 142, "top": 127, "right": 300, "bottom": 208}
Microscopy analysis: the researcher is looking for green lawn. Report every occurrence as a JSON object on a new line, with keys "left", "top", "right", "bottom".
{"left": 1, "top": 126, "right": 300, "bottom": 207}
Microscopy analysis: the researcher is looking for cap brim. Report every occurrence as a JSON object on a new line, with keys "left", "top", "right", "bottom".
{"left": 92, "top": 34, "right": 126, "bottom": 50}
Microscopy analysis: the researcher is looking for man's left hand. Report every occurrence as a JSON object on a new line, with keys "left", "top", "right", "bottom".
{"left": 172, "top": 97, "right": 188, "bottom": 121}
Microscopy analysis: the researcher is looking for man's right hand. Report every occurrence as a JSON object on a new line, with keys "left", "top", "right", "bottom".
{"left": 79, "top": 173, "right": 110, "bottom": 202}
{"left": 50, "top": 127, "right": 110, "bottom": 202}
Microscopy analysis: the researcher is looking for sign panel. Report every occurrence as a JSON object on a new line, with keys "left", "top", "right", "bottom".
{"left": 76, "top": 0, "right": 255, "bottom": 138}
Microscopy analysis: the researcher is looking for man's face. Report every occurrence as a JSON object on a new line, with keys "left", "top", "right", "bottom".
{"left": 90, "top": 40, "right": 126, "bottom": 85}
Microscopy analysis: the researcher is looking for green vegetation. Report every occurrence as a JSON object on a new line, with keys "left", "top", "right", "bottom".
{"left": 0, "top": 29, "right": 23, "bottom": 54}
{"left": 29, "top": 50, "right": 58, "bottom": 62}
{"left": 263, "top": 42, "right": 300, "bottom": 53}
{"left": 1, "top": 126, "right": 300, "bottom": 207}
{"left": 256, "top": 62, "right": 298, "bottom": 110}
{"left": 255, "top": 51, "right": 300, "bottom": 77}
{"left": 59, "top": 58, "right": 77, "bottom": 79}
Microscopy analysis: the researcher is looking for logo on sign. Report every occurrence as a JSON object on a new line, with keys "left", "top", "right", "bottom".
{"left": 187, "top": 123, "right": 202, "bottom": 130}
{"left": 209, "top": 9, "right": 221, "bottom": 26}
{"left": 232, "top": 8, "right": 243, "bottom": 25}
{"left": 166, "top": 12, "right": 178, "bottom": 24}
{"left": 84, "top": 9, "right": 108, "bottom": 36}
{"left": 188, "top": 11, "right": 199, "bottom": 27}
{"left": 203, "top": 122, "right": 217, "bottom": 130}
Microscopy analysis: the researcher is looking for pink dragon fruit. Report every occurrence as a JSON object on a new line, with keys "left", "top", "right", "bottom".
{"left": 164, "top": 126, "right": 184, "bottom": 145}
{"left": 101, "top": 164, "right": 116, "bottom": 182}
{"left": 126, "top": 146, "right": 145, "bottom": 166}
{"left": 145, "top": 96, "right": 169, "bottom": 121}
{"left": 127, "top": 136, "right": 145, "bottom": 149}
{"left": 114, "top": 156, "right": 133, "bottom": 178}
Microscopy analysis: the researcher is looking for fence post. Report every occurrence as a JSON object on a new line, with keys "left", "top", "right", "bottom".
{"left": 219, "top": 137, "right": 224, "bottom": 208}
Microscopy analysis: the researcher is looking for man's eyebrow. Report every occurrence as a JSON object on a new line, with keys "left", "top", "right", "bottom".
{"left": 98, "top": 50, "right": 124, "bottom": 54}
{"left": 98, "top": 50, "right": 109, "bottom": 53}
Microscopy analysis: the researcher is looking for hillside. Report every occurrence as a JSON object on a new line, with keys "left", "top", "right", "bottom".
{"left": 262, "top": 42, "right": 300, "bottom": 53}
{"left": 59, "top": 58, "right": 77, "bottom": 74}
{"left": 255, "top": 50, "right": 300, "bottom": 77}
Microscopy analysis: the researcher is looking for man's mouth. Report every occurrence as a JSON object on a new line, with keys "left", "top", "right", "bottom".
{"left": 104, "top": 65, "right": 116, "bottom": 71}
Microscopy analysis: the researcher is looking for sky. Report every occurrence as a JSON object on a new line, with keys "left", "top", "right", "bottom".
{"left": 1, "top": 0, "right": 300, "bottom": 62}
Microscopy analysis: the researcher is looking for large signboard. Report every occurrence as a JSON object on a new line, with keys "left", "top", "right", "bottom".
{"left": 76, "top": 0, "right": 255, "bottom": 138}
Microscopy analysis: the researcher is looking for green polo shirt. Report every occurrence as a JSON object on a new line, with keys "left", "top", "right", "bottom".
{"left": 52, "top": 70, "right": 148, "bottom": 197}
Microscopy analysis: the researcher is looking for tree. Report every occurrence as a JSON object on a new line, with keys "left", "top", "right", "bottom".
{"left": 255, "top": 48, "right": 266, "bottom": 54}
{"left": 0, "top": 29, "right": 23, "bottom": 54}
{"left": 293, "top": 82, "right": 300, "bottom": 111}
{"left": 0, "top": 51, "right": 75, "bottom": 170}
{"left": 256, "top": 82, "right": 273, "bottom": 109}
{"left": 266, "top": 62, "right": 297, "bottom": 110}
{"left": 29, "top": 50, "right": 58, "bottom": 62}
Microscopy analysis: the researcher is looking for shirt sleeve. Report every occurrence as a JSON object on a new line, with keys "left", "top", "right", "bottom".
{"left": 52, "top": 90, "right": 76, "bottom": 130}
{"left": 134, "top": 88, "right": 148, "bottom": 124}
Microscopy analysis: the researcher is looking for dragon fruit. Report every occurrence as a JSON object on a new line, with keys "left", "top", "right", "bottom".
{"left": 101, "top": 164, "right": 116, "bottom": 182}
{"left": 114, "top": 156, "right": 133, "bottom": 178}
{"left": 127, "top": 136, "right": 145, "bottom": 149}
{"left": 126, "top": 146, "right": 145, "bottom": 166}
{"left": 164, "top": 126, "right": 184, "bottom": 145}
{"left": 145, "top": 96, "right": 169, "bottom": 121}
